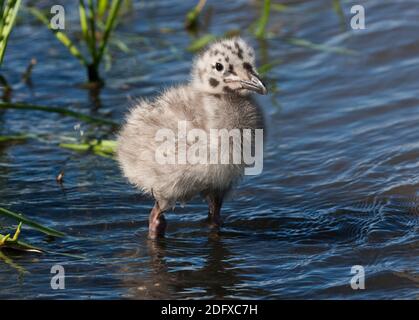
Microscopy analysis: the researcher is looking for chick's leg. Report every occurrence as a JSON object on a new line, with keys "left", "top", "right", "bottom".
{"left": 206, "top": 193, "right": 224, "bottom": 227}
{"left": 148, "top": 202, "right": 167, "bottom": 239}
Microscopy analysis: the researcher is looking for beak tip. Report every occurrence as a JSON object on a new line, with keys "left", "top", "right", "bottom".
{"left": 253, "top": 75, "right": 267, "bottom": 95}
{"left": 241, "top": 75, "right": 268, "bottom": 95}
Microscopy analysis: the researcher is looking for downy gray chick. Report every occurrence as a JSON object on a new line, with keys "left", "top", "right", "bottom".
{"left": 117, "top": 37, "right": 267, "bottom": 239}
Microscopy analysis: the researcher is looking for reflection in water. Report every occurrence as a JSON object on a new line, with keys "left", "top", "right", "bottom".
{"left": 88, "top": 85, "right": 103, "bottom": 111}
{"left": 119, "top": 232, "right": 270, "bottom": 299}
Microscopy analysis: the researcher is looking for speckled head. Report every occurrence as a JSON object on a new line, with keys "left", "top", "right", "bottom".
{"left": 191, "top": 37, "right": 267, "bottom": 96}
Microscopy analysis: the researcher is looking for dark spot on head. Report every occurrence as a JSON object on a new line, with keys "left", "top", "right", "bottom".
{"left": 234, "top": 42, "right": 244, "bottom": 59}
{"left": 225, "top": 56, "right": 230, "bottom": 63}
{"left": 214, "top": 49, "right": 219, "bottom": 55}
{"left": 222, "top": 44, "right": 232, "bottom": 51}
{"left": 209, "top": 78, "right": 219, "bottom": 87}
{"left": 228, "top": 64, "right": 237, "bottom": 75}
{"left": 243, "top": 62, "right": 253, "bottom": 72}
{"left": 223, "top": 86, "right": 234, "bottom": 93}
{"left": 248, "top": 51, "right": 253, "bottom": 57}
{"left": 214, "top": 94, "right": 221, "bottom": 99}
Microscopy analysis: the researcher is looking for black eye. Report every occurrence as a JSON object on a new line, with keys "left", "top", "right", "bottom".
{"left": 215, "top": 63, "right": 224, "bottom": 72}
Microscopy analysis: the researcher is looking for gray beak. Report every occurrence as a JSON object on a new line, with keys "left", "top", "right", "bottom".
{"left": 240, "top": 74, "right": 267, "bottom": 95}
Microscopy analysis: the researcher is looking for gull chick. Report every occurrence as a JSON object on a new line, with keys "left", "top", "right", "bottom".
{"left": 117, "top": 37, "right": 266, "bottom": 239}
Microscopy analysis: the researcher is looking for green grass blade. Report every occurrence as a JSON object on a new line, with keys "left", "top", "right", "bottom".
{"left": 187, "top": 34, "right": 217, "bottom": 52}
{"left": 96, "top": 0, "right": 122, "bottom": 65}
{"left": 0, "top": 102, "right": 119, "bottom": 127}
{"left": 80, "top": 0, "right": 98, "bottom": 66}
{"left": 97, "top": 0, "right": 109, "bottom": 18}
{"left": 0, "top": 134, "right": 28, "bottom": 142}
{"left": 87, "top": 0, "right": 98, "bottom": 64}
{"left": 59, "top": 142, "right": 91, "bottom": 152}
{"left": 5, "top": 239, "right": 43, "bottom": 253}
{"left": 185, "top": 0, "right": 207, "bottom": 30}
{"left": 254, "top": 0, "right": 271, "bottom": 39}
{"left": 0, "top": 223, "right": 43, "bottom": 253}
{"left": 257, "top": 58, "right": 282, "bottom": 76}
{"left": 79, "top": 0, "right": 90, "bottom": 48}
{"left": 28, "top": 6, "right": 88, "bottom": 66}
{"left": 0, "top": 207, "right": 65, "bottom": 237}
{"left": 0, "top": 0, "right": 21, "bottom": 65}
{"left": 0, "top": 0, "right": 7, "bottom": 36}
{"left": 60, "top": 139, "right": 116, "bottom": 158}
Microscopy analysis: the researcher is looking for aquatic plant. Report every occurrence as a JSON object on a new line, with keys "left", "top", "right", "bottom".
{"left": 0, "top": 0, "right": 21, "bottom": 100}
{"left": 0, "top": 207, "right": 65, "bottom": 237}
{"left": 0, "top": 222, "right": 38, "bottom": 273}
{"left": 187, "top": 33, "right": 217, "bottom": 52}
{"left": 0, "top": 223, "right": 42, "bottom": 253}
{"left": 29, "top": 0, "right": 122, "bottom": 84}
{"left": 0, "top": 206, "right": 65, "bottom": 256}
{"left": 185, "top": 0, "right": 207, "bottom": 31}
{"left": 0, "top": 222, "right": 39, "bottom": 255}
{"left": 254, "top": 0, "right": 271, "bottom": 39}
{"left": 60, "top": 138, "right": 116, "bottom": 158}
{"left": 0, "top": 134, "right": 27, "bottom": 142}
{"left": 0, "top": 0, "right": 21, "bottom": 64}
{"left": 0, "top": 222, "right": 22, "bottom": 246}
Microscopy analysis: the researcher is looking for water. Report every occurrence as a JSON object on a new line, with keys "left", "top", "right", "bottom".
{"left": 0, "top": 0, "right": 418, "bottom": 299}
